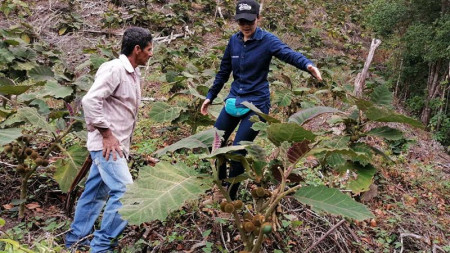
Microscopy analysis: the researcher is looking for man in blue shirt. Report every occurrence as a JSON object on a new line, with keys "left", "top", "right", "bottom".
{"left": 200, "top": 0, "right": 322, "bottom": 199}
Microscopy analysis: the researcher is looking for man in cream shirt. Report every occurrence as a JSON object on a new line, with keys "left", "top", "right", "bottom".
{"left": 66, "top": 27, "right": 153, "bottom": 252}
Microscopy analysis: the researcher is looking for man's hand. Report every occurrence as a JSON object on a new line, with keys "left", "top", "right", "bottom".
{"left": 307, "top": 65, "right": 323, "bottom": 81}
{"left": 200, "top": 99, "right": 211, "bottom": 115}
{"left": 98, "top": 128, "right": 123, "bottom": 161}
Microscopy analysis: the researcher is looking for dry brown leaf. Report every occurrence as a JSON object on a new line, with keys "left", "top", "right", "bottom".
{"left": 2, "top": 204, "right": 13, "bottom": 210}
{"left": 26, "top": 202, "right": 41, "bottom": 210}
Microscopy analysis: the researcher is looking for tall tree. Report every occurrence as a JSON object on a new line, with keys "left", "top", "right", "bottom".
{"left": 365, "top": 0, "right": 450, "bottom": 126}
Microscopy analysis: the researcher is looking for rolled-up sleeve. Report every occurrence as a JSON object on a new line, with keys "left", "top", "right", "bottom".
{"left": 82, "top": 64, "right": 120, "bottom": 131}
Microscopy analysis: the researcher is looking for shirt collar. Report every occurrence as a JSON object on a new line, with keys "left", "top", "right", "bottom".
{"left": 119, "top": 54, "right": 136, "bottom": 73}
{"left": 237, "top": 27, "right": 263, "bottom": 41}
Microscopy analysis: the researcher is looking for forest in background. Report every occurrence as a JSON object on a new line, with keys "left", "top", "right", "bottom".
{"left": 0, "top": 0, "right": 448, "bottom": 252}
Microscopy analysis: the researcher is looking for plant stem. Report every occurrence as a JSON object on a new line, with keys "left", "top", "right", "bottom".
{"left": 264, "top": 184, "right": 303, "bottom": 221}
{"left": 214, "top": 181, "right": 250, "bottom": 249}
{"left": 18, "top": 122, "right": 75, "bottom": 218}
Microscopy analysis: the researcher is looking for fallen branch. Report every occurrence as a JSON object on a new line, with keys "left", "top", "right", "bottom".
{"left": 82, "top": 26, "right": 194, "bottom": 44}
{"left": 397, "top": 232, "right": 431, "bottom": 253}
{"left": 304, "top": 219, "right": 346, "bottom": 253}
{"left": 219, "top": 223, "right": 230, "bottom": 252}
{"left": 154, "top": 26, "right": 194, "bottom": 44}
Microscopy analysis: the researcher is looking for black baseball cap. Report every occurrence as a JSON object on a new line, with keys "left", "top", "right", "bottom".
{"left": 234, "top": 0, "right": 260, "bottom": 21}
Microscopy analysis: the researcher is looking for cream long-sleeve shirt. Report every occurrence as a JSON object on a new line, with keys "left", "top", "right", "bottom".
{"left": 81, "top": 54, "right": 141, "bottom": 157}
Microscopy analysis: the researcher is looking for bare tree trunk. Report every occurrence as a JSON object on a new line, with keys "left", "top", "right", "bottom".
{"left": 442, "top": 0, "right": 449, "bottom": 14}
{"left": 394, "top": 59, "right": 403, "bottom": 98}
{"left": 420, "top": 60, "right": 448, "bottom": 126}
{"left": 354, "top": 39, "right": 382, "bottom": 97}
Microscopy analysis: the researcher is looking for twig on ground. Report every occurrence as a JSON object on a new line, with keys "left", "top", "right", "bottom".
{"left": 433, "top": 244, "right": 445, "bottom": 253}
{"left": 0, "top": 160, "right": 17, "bottom": 168}
{"left": 69, "top": 233, "right": 93, "bottom": 249}
{"left": 397, "top": 232, "right": 431, "bottom": 253}
{"left": 304, "top": 219, "right": 346, "bottom": 253}
{"left": 219, "top": 223, "right": 229, "bottom": 252}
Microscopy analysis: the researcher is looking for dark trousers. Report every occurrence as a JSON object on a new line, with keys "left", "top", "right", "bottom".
{"left": 214, "top": 104, "right": 269, "bottom": 199}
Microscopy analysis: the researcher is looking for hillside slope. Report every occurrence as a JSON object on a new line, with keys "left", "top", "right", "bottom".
{"left": 0, "top": 0, "right": 448, "bottom": 252}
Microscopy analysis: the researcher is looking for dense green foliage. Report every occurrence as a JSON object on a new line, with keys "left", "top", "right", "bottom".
{"left": 365, "top": 0, "right": 449, "bottom": 145}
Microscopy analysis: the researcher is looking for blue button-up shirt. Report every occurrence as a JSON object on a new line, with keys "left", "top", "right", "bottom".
{"left": 206, "top": 27, "right": 314, "bottom": 108}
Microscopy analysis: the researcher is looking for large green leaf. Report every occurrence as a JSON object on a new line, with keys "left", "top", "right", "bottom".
{"left": 267, "top": 123, "right": 316, "bottom": 146}
{"left": 240, "top": 141, "right": 267, "bottom": 161}
{"left": 0, "top": 128, "right": 22, "bottom": 146}
{"left": 294, "top": 185, "right": 374, "bottom": 221}
{"left": 203, "top": 145, "right": 248, "bottom": 158}
{"left": 288, "top": 106, "right": 341, "bottom": 125}
{"left": 355, "top": 99, "right": 423, "bottom": 129}
{"left": 90, "top": 55, "right": 108, "bottom": 70}
{"left": 241, "top": 101, "right": 281, "bottom": 123}
{"left": 0, "top": 108, "right": 12, "bottom": 120}
{"left": 311, "top": 147, "right": 371, "bottom": 167}
{"left": 53, "top": 144, "right": 88, "bottom": 193}
{"left": 18, "top": 107, "right": 55, "bottom": 133}
{"left": 274, "top": 90, "right": 292, "bottom": 106}
{"left": 1, "top": 108, "right": 55, "bottom": 133}
{"left": 40, "top": 81, "right": 73, "bottom": 99}
{"left": 350, "top": 143, "right": 373, "bottom": 166}
{"left": 345, "top": 162, "right": 377, "bottom": 194}
{"left": 154, "top": 128, "right": 224, "bottom": 157}
{"left": 148, "top": 102, "right": 183, "bottom": 123}
{"left": 0, "top": 48, "right": 15, "bottom": 63}
{"left": 326, "top": 152, "right": 346, "bottom": 169}
{"left": 0, "top": 85, "right": 31, "bottom": 95}
{"left": 28, "top": 66, "right": 54, "bottom": 81}
{"left": 370, "top": 85, "right": 392, "bottom": 107}
{"left": 366, "top": 126, "right": 403, "bottom": 140}
{"left": 321, "top": 136, "right": 351, "bottom": 149}
{"left": 120, "top": 162, "right": 213, "bottom": 224}
{"left": 29, "top": 99, "right": 50, "bottom": 115}
{"left": 188, "top": 85, "right": 206, "bottom": 100}
{"left": 0, "top": 77, "right": 15, "bottom": 86}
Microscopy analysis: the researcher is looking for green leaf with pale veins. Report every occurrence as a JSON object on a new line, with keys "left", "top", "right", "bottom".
{"left": 274, "top": 90, "right": 292, "bottom": 107}
{"left": 28, "top": 66, "right": 54, "bottom": 81}
{"left": 120, "top": 162, "right": 213, "bottom": 224}
{"left": 40, "top": 81, "right": 73, "bottom": 99}
{"left": 366, "top": 126, "right": 403, "bottom": 140}
{"left": 154, "top": 128, "right": 224, "bottom": 157}
{"left": 16, "top": 107, "right": 56, "bottom": 133}
{"left": 370, "top": 85, "right": 392, "bottom": 107}
{"left": 241, "top": 101, "right": 281, "bottom": 123}
{"left": 345, "top": 162, "right": 377, "bottom": 194}
{"left": 355, "top": 99, "right": 423, "bottom": 129}
{"left": 350, "top": 143, "right": 373, "bottom": 166}
{"left": 148, "top": 102, "right": 183, "bottom": 123}
{"left": 294, "top": 185, "right": 374, "bottom": 221}
{"left": 202, "top": 145, "right": 248, "bottom": 158}
{"left": 53, "top": 144, "right": 89, "bottom": 193}
{"left": 0, "top": 85, "right": 31, "bottom": 95}
{"left": 240, "top": 141, "right": 266, "bottom": 161}
{"left": 288, "top": 106, "right": 342, "bottom": 125}
{"left": 267, "top": 123, "right": 316, "bottom": 146}
{"left": 251, "top": 121, "right": 268, "bottom": 132}
{"left": 0, "top": 128, "right": 22, "bottom": 146}
{"left": 0, "top": 77, "right": 15, "bottom": 86}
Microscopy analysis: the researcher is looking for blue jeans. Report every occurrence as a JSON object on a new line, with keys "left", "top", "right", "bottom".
{"left": 65, "top": 151, "right": 133, "bottom": 253}
{"left": 214, "top": 103, "right": 269, "bottom": 199}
